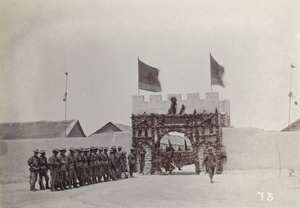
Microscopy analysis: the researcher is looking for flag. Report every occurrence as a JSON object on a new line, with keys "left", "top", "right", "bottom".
{"left": 210, "top": 53, "right": 225, "bottom": 87}
{"left": 184, "top": 139, "right": 188, "bottom": 151}
{"left": 168, "top": 138, "right": 175, "bottom": 152}
{"left": 138, "top": 59, "right": 162, "bottom": 92}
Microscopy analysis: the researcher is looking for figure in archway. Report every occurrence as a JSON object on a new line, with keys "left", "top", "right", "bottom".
{"left": 139, "top": 146, "right": 146, "bottom": 174}
{"left": 175, "top": 147, "right": 183, "bottom": 170}
{"left": 164, "top": 147, "right": 175, "bottom": 174}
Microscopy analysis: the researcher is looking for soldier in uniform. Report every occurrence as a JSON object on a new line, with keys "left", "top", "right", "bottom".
{"left": 48, "top": 149, "right": 60, "bottom": 191}
{"left": 27, "top": 149, "right": 40, "bottom": 191}
{"left": 38, "top": 150, "right": 50, "bottom": 190}
{"left": 82, "top": 148, "right": 89, "bottom": 185}
{"left": 115, "top": 146, "right": 123, "bottom": 179}
{"left": 58, "top": 148, "right": 68, "bottom": 190}
{"left": 88, "top": 147, "right": 96, "bottom": 184}
{"left": 202, "top": 147, "right": 217, "bottom": 183}
{"left": 102, "top": 147, "right": 110, "bottom": 182}
{"left": 75, "top": 148, "right": 84, "bottom": 186}
{"left": 93, "top": 147, "right": 100, "bottom": 183}
{"left": 109, "top": 147, "right": 117, "bottom": 181}
{"left": 97, "top": 147, "right": 104, "bottom": 182}
{"left": 67, "top": 147, "right": 79, "bottom": 188}
{"left": 128, "top": 148, "right": 136, "bottom": 178}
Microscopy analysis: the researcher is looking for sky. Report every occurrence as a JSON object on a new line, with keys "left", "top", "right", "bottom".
{"left": 1, "top": 0, "right": 300, "bottom": 136}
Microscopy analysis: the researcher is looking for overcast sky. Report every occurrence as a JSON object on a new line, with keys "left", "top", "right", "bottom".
{"left": 1, "top": 0, "right": 299, "bottom": 136}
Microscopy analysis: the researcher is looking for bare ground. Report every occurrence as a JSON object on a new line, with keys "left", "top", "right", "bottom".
{"left": 0, "top": 166, "right": 299, "bottom": 208}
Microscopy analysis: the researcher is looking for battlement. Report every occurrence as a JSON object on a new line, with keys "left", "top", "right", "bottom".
{"left": 132, "top": 92, "right": 219, "bottom": 115}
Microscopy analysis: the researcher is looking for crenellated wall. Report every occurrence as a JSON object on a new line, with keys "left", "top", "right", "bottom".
{"left": 132, "top": 92, "right": 219, "bottom": 115}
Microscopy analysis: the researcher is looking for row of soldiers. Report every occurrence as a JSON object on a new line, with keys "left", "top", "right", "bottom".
{"left": 27, "top": 146, "right": 136, "bottom": 191}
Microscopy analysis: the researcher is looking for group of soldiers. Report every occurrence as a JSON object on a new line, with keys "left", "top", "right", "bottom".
{"left": 27, "top": 146, "right": 137, "bottom": 192}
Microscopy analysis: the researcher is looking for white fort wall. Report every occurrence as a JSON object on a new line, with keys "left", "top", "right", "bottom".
{"left": 132, "top": 92, "right": 219, "bottom": 115}
{"left": 0, "top": 130, "right": 299, "bottom": 184}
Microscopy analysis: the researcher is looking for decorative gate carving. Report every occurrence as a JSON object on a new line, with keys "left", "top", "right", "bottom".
{"left": 131, "top": 98, "right": 223, "bottom": 175}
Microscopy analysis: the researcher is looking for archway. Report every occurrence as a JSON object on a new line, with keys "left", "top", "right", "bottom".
{"left": 131, "top": 97, "right": 224, "bottom": 175}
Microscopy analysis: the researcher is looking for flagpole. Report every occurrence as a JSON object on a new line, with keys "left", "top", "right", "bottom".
{"left": 64, "top": 72, "right": 68, "bottom": 137}
{"left": 288, "top": 64, "right": 295, "bottom": 125}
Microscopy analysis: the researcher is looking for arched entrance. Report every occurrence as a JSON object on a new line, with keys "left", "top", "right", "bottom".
{"left": 131, "top": 98, "right": 224, "bottom": 175}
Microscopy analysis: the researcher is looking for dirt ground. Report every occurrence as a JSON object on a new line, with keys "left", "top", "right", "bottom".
{"left": 0, "top": 166, "right": 299, "bottom": 208}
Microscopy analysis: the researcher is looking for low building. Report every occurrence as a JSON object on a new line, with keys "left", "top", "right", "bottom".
{"left": 0, "top": 120, "right": 86, "bottom": 140}
{"left": 281, "top": 118, "right": 300, "bottom": 132}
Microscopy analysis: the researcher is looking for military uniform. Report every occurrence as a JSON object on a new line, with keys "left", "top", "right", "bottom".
{"left": 109, "top": 148, "right": 117, "bottom": 181}
{"left": 75, "top": 148, "right": 84, "bottom": 186}
{"left": 82, "top": 148, "right": 89, "bottom": 185}
{"left": 202, "top": 147, "right": 216, "bottom": 183}
{"left": 38, "top": 150, "right": 50, "bottom": 190}
{"left": 128, "top": 148, "right": 136, "bottom": 178}
{"left": 27, "top": 149, "right": 40, "bottom": 191}
{"left": 115, "top": 146, "right": 123, "bottom": 179}
{"left": 67, "top": 148, "right": 78, "bottom": 188}
{"left": 58, "top": 148, "right": 68, "bottom": 190}
{"left": 97, "top": 147, "right": 104, "bottom": 182}
{"left": 102, "top": 147, "right": 110, "bottom": 182}
{"left": 48, "top": 149, "right": 61, "bottom": 191}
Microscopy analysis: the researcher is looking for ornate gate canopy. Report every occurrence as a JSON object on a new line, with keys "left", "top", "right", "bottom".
{"left": 131, "top": 96, "right": 224, "bottom": 175}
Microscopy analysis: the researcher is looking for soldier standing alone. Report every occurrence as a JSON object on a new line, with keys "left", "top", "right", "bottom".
{"left": 202, "top": 147, "right": 217, "bottom": 183}
{"left": 27, "top": 149, "right": 40, "bottom": 191}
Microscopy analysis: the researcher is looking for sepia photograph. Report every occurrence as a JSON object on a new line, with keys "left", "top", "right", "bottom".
{"left": 0, "top": 0, "right": 299, "bottom": 207}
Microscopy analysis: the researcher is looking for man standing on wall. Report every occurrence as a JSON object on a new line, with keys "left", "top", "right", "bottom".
{"left": 27, "top": 149, "right": 40, "bottom": 191}
{"left": 202, "top": 147, "right": 217, "bottom": 183}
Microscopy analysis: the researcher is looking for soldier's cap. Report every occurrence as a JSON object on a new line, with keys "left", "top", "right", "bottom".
{"left": 33, "top": 149, "right": 39, "bottom": 153}
{"left": 84, "top": 148, "right": 89, "bottom": 152}
{"left": 75, "top": 148, "right": 80, "bottom": 151}
{"left": 118, "top": 146, "right": 122, "bottom": 149}
{"left": 90, "top": 146, "right": 95, "bottom": 149}
{"left": 60, "top": 148, "right": 67, "bottom": 152}
{"left": 99, "top": 147, "right": 104, "bottom": 151}
{"left": 79, "top": 148, "right": 84, "bottom": 151}
{"left": 39, "top": 150, "right": 45, "bottom": 154}
{"left": 207, "top": 147, "right": 213, "bottom": 151}
{"left": 104, "top": 147, "right": 108, "bottom": 150}
{"left": 52, "top": 149, "right": 59, "bottom": 153}
{"left": 109, "top": 149, "right": 114, "bottom": 153}
{"left": 69, "top": 147, "right": 75, "bottom": 152}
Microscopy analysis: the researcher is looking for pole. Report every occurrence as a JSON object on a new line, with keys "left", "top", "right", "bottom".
{"left": 288, "top": 64, "right": 295, "bottom": 125}
{"left": 276, "top": 134, "right": 281, "bottom": 177}
{"left": 65, "top": 72, "right": 68, "bottom": 137}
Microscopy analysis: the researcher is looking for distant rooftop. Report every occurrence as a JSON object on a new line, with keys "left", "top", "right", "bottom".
{"left": 0, "top": 120, "right": 86, "bottom": 140}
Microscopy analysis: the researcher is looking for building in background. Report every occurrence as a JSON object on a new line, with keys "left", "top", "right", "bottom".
{"left": 0, "top": 120, "right": 86, "bottom": 140}
{"left": 281, "top": 118, "right": 300, "bottom": 132}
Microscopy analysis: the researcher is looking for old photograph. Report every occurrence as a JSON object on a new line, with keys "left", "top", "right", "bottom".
{"left": 0, "top": 0, "right": 299, "bottom": 207}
